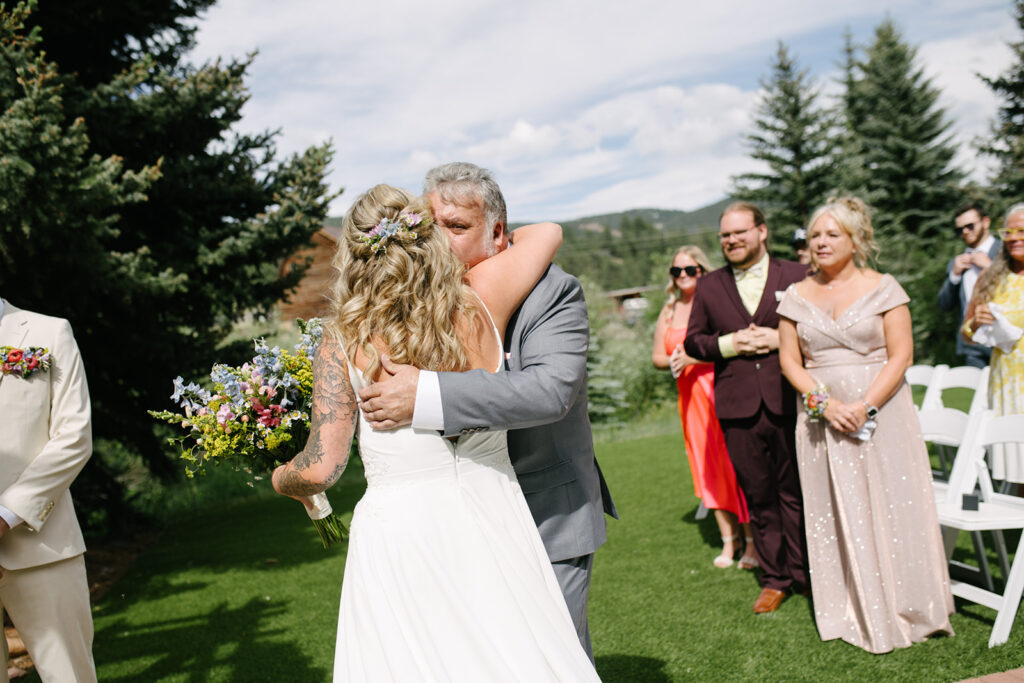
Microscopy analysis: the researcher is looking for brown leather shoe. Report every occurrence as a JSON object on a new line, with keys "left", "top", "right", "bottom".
{"left": 753, "top": 587, "right": 786, "bottom": 613}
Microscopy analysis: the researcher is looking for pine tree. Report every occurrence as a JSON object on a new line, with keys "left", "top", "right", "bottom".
{"left": 837, "top": 20, "right": 962, "bottom": 238}
{"left": 980, "top": 0, "right": 1024, "bottom": 204}
{"left": 835, "top": 20, "right": 964, "bottom": 363}
{"left": 0, "top": 1, "right": 336, "bottom": 529}
{"left": 0, "top": 5, "right": 160, "bottom": 280}
{"left": 732, "top": 42, "right": 834, "bottom": 240}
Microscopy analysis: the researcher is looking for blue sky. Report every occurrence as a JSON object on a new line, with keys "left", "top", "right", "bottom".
{"left": 190, "top": 0, "right": 1017, "bottom": 222}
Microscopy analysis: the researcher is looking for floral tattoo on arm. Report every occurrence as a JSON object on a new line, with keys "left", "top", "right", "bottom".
{"left": 275, "top": 340, "right": 357, "bottom": 497}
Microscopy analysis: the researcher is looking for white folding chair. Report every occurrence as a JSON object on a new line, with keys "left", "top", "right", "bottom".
{"left": 906, "top": 363, "right": 946, "bottom": 410}
{"left": 924, "top": 365, "right": 986, "bottom": 478}
{"left": 923, "top": 366, "right": 998, "bottom": 591}
{"left": 935, "top": 411, "right": 1024, "bottom": 647}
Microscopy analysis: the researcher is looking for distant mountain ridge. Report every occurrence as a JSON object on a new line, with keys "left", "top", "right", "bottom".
{"left": 323, "top": 197, "right": 732, "bottom": 235}
{"left": 512, "top": 197, "right": 732, "bottom": 235}
{"left": 320, "top": 197, "right": 734, "bottom": 291}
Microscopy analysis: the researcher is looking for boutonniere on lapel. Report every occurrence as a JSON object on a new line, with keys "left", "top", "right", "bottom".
{"left": 1, "top": 346, "right": 51, "bottom": 378}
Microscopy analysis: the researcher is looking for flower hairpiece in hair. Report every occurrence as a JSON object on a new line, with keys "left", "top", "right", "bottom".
{"left": 361, "top": 211, "right": 422, "bottom": 254}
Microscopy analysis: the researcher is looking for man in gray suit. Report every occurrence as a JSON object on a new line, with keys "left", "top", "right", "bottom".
{"left": 938, "top": 202, "right": 1002, "bottom": 367}
{"left": 358, "top": 162, "right": 616, "bottom": 659}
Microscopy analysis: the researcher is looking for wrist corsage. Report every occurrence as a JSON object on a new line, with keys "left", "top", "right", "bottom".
{"left": 1, "top": 346, "right": 51, "bottom": 378}
{"left": 803, "top": 384, "right": 829, "bottom": 422}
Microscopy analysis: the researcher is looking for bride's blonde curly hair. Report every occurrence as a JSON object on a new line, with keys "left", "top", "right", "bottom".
{"left": 326, "top": 184, "right": 473, "bottom": 379}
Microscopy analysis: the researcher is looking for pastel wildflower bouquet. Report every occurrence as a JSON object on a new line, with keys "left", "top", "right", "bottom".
{"left": 1, "top": 346, "right": 51, "bottom": 378}
{"left": 149, "top": 318, "right": 345, "bottom": 548}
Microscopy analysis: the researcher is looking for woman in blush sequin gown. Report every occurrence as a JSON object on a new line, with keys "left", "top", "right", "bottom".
{"left": 653, "top": 246, "right": 756, "bottom": 570}
{"left": 778, "top": 197, "right": 953, "bottom": 654}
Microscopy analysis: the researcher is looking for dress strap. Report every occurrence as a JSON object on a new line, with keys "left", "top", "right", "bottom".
{"left": 333, "top": 338, "right": 366, "bottom": 391}
{"left": 468, "top": 287, "right": 504, "bottom": 372}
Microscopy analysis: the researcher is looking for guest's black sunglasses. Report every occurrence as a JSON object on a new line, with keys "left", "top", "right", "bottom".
{"left": 953, "top": 222, "right": 977, "bottom": 235}
{"left": 669, "top": 265, "right": 700, "bottom": 277}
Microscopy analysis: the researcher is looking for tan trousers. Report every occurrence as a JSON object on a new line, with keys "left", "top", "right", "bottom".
{"left": 0, "top": 554, "right": 96, "bottom": 683}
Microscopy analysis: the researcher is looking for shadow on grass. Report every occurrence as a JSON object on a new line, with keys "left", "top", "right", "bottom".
{"left": 95, "top": 597, "right": 327, "bottom": 681}
{"left": 595, "top": 654, "right": 671, "bottom": 682}
{"left": 680, "top": 501, "right": 724, "bottom": 553}
{"left": 97, "top": 575, "right": 211, "bottom": 619}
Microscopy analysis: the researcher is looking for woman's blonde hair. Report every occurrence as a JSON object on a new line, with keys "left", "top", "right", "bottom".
{"left": 326, "top": 184, "right": 473, "bottom": 379}
{"left": 971, "top": 202, "right": 1024, "bottom": 307}
{"left": 664, "top": 245, "right": 713, "bottom": 306}
{"left": 807, "top": 196, "right": 879, "bottom": 268}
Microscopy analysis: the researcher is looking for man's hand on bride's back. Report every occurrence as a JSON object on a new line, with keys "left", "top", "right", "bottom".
{"left": 359, "top": 355, "right": 419, "bottom": 430}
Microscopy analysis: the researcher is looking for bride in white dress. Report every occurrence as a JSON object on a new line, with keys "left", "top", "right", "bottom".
{"left": 271, "top": 184, "right": 600, "bottom": 682}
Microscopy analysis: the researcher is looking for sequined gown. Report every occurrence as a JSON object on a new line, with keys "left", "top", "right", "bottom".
{"left": 777, "top": 275, "right": 954, "bottom": 654}
{"left": 334, "top": 338, "right": 599, "bottom": 682}
{"left": 664, "top": 326, "right": 749, "bottom": 521}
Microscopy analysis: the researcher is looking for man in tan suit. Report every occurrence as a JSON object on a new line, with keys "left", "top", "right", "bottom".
{"left": 0, "top": 299, "right": 96, "bottom": 682}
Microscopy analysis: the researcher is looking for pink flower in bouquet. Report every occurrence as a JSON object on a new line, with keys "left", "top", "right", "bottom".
{"left": 7, "top": 349, "right": 22, "bottom": 363}
{"left": 217, "top": 404, "right": 235, "bottom": 425}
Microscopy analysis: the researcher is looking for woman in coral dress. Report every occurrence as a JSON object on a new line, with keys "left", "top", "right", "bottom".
{"left": 653, "top": 246, "right": 756, "bottom": 570}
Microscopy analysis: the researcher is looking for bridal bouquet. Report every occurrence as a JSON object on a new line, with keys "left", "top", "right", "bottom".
{"left": 149, "top": 318, "right": 346, "bottom": 548}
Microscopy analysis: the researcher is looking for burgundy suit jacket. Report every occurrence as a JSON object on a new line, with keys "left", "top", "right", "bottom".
{"left": 683, "top": 257, "right": 809, "bottom": 421}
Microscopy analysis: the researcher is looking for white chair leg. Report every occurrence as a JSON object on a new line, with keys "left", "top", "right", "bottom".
{"left": 970, "top": 531, "right": 996, "bottom": 593}
{"left": 992, "top": 529, "right": 1011, "bottom": 579}
{"left": 941, "top": 526, "right": 959, "bottom": 559}
{"left": 989, "top": 533, "right": 1024, "bottom": 647}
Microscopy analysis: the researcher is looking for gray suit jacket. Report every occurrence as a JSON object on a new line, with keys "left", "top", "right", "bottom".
{"left": 938, "top": 238, "right": 1002, "bottom": 361}
{"left": 437, "top": 264, "right": 617, "bottom": 563}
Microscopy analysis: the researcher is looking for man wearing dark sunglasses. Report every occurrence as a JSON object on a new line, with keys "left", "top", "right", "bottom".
{"left": 938, "top": 202, "right": 1002, "bottom": 368}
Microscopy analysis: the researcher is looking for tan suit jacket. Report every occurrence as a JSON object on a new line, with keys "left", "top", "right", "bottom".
{"left": 0, "top": 300, "right": 92, "bottom": 570}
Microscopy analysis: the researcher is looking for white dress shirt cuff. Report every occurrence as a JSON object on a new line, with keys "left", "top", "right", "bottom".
{"left": 412, "top": 370, "right": 445, "bottom": 431}
{"left": 0, "top": 504, "right": 24, "bottom": 530}
{"left": 948, "top": 272, "right": 962, "bottom": 285}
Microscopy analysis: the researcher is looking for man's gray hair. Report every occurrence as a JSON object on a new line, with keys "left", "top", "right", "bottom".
{"left": 424, "top": 162, "right": 508, "bottom": 234}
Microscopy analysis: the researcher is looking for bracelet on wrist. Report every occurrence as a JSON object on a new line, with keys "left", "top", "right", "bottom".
{"left": 961, "top": 317, "right": 975, "bottom": 340}
{"left": 803, "top": 385, "right": 829, "bottom": 422}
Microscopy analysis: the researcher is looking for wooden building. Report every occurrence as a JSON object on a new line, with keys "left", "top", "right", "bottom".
{"left": 279, "top": 223, "right": 342, "bottom": 321}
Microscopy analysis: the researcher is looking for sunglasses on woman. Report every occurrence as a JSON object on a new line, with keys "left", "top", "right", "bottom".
{"left": 1000, "top": 227, "right": 1024, "bottom": 240}
{"left": 669, "top": 265, "right": 700, "bottom": 278}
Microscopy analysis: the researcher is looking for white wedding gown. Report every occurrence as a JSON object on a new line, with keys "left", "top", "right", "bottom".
{"left": 334, "top": 326, "right": 600, "bottom": 682}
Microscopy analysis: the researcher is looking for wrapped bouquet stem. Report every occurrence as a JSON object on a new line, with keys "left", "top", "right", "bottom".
{"left": 307, "top": 492, "right": 345, "bottom": 548}
{"left": 150, "top": 318, "right": 346, "bottom": 549}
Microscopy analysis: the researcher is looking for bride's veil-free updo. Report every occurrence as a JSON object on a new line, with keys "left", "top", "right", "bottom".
{"left": 326, "top": 184, "right": 473, "bottom": 379}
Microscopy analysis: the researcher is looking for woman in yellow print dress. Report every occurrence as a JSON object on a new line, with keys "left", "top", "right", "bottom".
{"left": 963, "top": 202, "right": 1024, "bottom": 482}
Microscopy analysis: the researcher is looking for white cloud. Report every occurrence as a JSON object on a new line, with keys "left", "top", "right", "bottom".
{"left": 188, "top": 0, "right": 1018, "bottom": 220}
{"left": 918, "top": 25, "right": 1016, "bottom": 180}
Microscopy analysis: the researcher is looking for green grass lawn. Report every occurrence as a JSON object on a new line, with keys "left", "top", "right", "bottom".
{"left": 82, "top": 429, "right": 1024, "bottom": 682}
